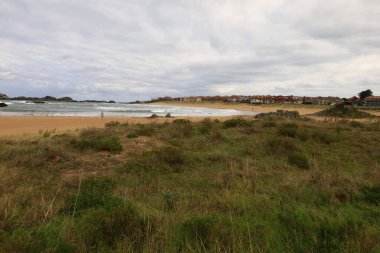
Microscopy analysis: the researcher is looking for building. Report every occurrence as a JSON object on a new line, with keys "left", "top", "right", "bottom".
{"left": 364, "top": 96, "right": 380, "bottom": 106}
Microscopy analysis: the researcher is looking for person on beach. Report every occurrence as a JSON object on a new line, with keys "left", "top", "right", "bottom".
{"left": 101, "top": 110, "right": 104, "bottom": 119}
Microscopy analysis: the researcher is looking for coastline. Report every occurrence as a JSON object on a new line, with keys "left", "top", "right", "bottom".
{"left": 151, "top": 101, "right": 327, "bottom": 115}
{"left": 1, "top": 102, "right": 379, "bottom": 136}
{"left": 152, "top": 101, "right": 380, "bottom": 116}
{"left": 0, "top": 115, "right": 236, "bottom": 136}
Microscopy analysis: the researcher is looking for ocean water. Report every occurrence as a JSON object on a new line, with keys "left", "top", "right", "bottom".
{"left": 0, "top": 101, "right": 256, "bottom": 117}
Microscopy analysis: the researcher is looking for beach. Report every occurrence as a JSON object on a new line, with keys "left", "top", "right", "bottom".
{"left": 1, "top": 102, "right": 378, "bottom": 136}
{"left": 0, "top": 115, "right": 236, "bottom": 136}
{"left": 151, "top": 101, "right": 327, "bottom": 115}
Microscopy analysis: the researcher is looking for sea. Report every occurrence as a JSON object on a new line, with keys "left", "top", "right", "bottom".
{"left": 0, "top": 101, "right": 256, "bottom": 117}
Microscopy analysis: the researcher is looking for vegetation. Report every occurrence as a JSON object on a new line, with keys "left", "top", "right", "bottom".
{"left": 315, "top": 102, "right": 376, "bottom": 118}
{"left": 358, "top": 89, "right": 373, "bottom": 100}
{"left": 0, "top": 117, "right": 379, "bottom": 252}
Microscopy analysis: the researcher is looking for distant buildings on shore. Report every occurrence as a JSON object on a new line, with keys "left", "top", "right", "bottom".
{"left": 153, "top": 95, "right": 380, "bottom": 106}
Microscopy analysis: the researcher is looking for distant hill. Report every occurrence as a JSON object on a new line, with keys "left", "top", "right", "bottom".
{"left": 1, "top": 93, "right": 75, "bottom": 102}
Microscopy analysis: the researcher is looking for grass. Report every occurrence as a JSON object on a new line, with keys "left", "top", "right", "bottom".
{"left": 0, "top": 117, "right": 379, "bottom": 252}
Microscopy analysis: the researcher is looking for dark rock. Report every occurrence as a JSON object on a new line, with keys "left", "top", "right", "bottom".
{"left": 0, "top": 93, "right": 9, "bottom": 100}
{"left": 0, "top": 102, "right": 8, "bottom": 107}
{"left": 149, "top": 113, "right": 159, "bottom": 118}
{"left": 165, "top": 113, "right": 173, "bottom": 118}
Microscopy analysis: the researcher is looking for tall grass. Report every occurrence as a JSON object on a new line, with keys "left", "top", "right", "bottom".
{"left": 0, "top": 118, "right": 379, "bottom": 252}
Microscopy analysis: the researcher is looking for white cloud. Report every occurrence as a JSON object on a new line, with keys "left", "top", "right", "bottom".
{"left": 0, "top": 0, "right": 379, "bottom": 101}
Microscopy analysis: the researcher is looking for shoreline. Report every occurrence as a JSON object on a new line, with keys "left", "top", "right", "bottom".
{"left": 1, "top": 102, "right": 379, "bottom": 136}
{"left": 151, "top": 101, "right": 327, "bottom": 115}
{"left": 0, "top": 115, "right": 236, "bottom": 137}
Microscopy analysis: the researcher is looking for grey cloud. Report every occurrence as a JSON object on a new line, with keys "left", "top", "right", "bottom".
{"left": 0, "top": 0, "right": 379, "bottom": 101}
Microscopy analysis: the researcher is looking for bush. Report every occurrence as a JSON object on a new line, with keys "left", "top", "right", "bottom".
{"left": 262, "top": 121, "right": 277, "bottom": 127}
{"left": 288, "top": 153, "right": 310, "bottom": 169}
{"left": 179, "top": 215, "right": 219, "bottom": 249}
{"left": 199, "top": 118, "right": 214, "bottom": 134}
{"left": 172, "top": 119, "right": 191, "bottom": 125}
{"left": 105, "top": 121, "right": 121, "bottom": 128}
{"left": 170, "top": 120, "right": 194, "bottom": 138}
{"left": 71, "top": 137, "right": 123, "bottom": 153}
{"left": 162, "top": 192, "right": 180, "bottom": 211}
{"left": 278, "top": 123, "right": 298, "bottom": 137}
{"left": 127, "top": 131, "right": 139, "bottom": 138}
{"left": 223, "top": 118, "right": 253, "bottom": 128}
{"left": 311, "top": 132, "right": 335, "bottom": 144}
{"left": 360, "top": 185, "right": 380, "bottom": 205}
{"left": 266, "top": 138, "right": 299, "bottom": 155}
{"left": 349, "top": 121, "right": 364, "bottom": 128}
{"left": 74, "top": 202, "right": 153, "bottom": 250}
{"left": 125, "top": 146, "right": 186, "bottom": 174}
{"left": 63, "top": 176, "right": 123, "bottom": 215}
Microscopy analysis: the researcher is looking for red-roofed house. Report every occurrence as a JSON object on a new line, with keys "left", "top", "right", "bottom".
{"left": 364, "top": 96, "right": 380, "bottom": 106}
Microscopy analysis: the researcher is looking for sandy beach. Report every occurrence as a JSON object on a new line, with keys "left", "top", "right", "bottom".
{"left": 152, "top": 101, "right": 327, "bottom": 115}
{"left": 0, "top": 115, "right": 236, "bottom": 136}
{"left": 1, "top": 102, "right": 378, "bottom": 136}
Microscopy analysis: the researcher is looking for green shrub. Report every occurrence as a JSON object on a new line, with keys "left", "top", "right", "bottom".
{"left": 288, "top": 153, "right": 310, "bottom": 169}
{"left": 134, "top": 124, "right": 155, "bottom": 137}
{"left": 266, "top": 137, "right": 299, "bottom": 155}
{"left": 179, "top": 215, "right": 219, "bottom": 249}
{"left": 29, "top": 221, "right": 75, "bottom": 253}
{"left": 162, "top": 192, "right": 180, "bottom": 211}
{"left": 170, "top": 120, "right": 194, "bottom": 138}
{"left": 262, "top": 121, "right": 277, "bottom": 127}
{"left": 127, "top": 131, "right": 139, "bottom": 138}
{"left": 360, "top": 185, "right": 380, "bottom": 205}
{"left": 311, "top": 132, "right": 335, "bottom": 144}
{"left": 105, "top": 121, "right": 121, "bottom": 128}
{"left": 349, "top": 121, "right": 364, "bottom": 128}
{"left": 172, "top": 119, "right": 191, "bottom": 125}
{"left": 71, "top": 137, "right": 123, "bottom": 153}
{"left": 223, "top": 118, "right": 253, "bottom": 128}
{"left": 125, "top": 146, "right": 186, "bottom": 174}
{"left": 282, "top": 123, "right": 298, "bottom": 129}
{"left": 74, "top": 203, "right": 153, "bottom": 250}
{"left": 199, "top": 118, "right": 214, "bottom": 134}
{"left": 278, "top": 125, "right": 298, "bottom": 137}
{"left": 296, "top": 129, "right": 309, "bottom": 141}
{"left": 63, "top": 177, "right": 123, "bottom": 215}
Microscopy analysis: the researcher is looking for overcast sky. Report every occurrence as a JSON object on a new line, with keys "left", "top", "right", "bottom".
{"left": 0, "top": 0, "right": 379, "bottom": 101}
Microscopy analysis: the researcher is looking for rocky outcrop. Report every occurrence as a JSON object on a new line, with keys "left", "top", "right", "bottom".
{"left": 0, "top": 102, "right": 8, "bottom": 107}
{"left": 0, "top": 93, "right": 9, "bottom": 100}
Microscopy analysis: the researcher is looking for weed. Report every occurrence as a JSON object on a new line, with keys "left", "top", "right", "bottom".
{"left": 105, "top": 121, "right": 121, "bottom": 128}
{"left": 262, "top": 121, "right": 277, "bottom": 127}
{"left": 71, "top": 137, "right": 122, "bottom": 153}
{"left": 162, "top": 192, "right": 180, "bottom": 211}
{"left": 349, "top": 121, "right": 364, "bottom": 128}
{"left": 179, "top": 215, "right": 219, "bottom": 249}
{"left": 360, "top": 185, "right": 380, "bottom": 205}
{"left": 223, "top": 118, "right": 253, "bottom": 128}
{"left": 288, "top": 153, "right": 310, "bottom": 169}
{"left": 278, "top": 124, "right": 298, "bottom": 137}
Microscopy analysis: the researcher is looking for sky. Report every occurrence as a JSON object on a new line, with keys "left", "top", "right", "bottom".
{"left": 0, "top": 0, "right": 379, "bottom": 101}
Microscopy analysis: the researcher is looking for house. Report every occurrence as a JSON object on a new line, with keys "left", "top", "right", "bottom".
{"left": 364, "top": 96, "right": 380, "bottom": 106}
{"left": 349, "top": 96, "right": 360, "bottom": 103}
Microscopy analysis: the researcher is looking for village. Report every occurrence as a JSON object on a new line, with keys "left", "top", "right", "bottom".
{"left": 154, "top": 94, "right": 380, "bottom": 106}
